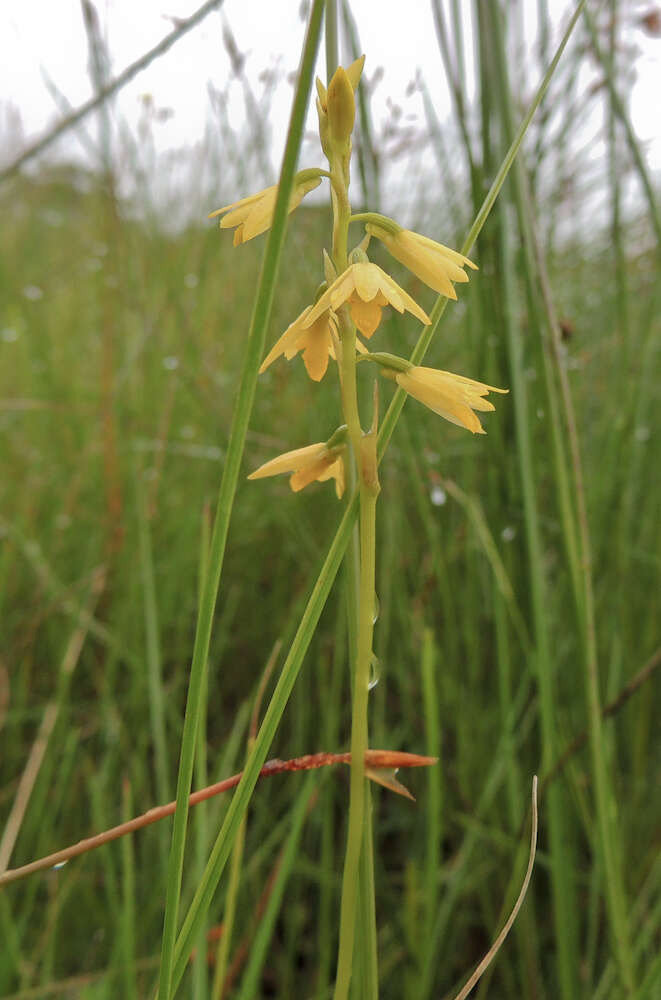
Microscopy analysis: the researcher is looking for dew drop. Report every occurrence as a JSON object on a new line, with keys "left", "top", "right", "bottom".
{"left": 372, "top": 591, "right": 380, "bottom": 625}
{"left": 368, "top": 654, "right": 380, "bottom": 690}
{"left": 430, "top": 485, "right": 447, "bottom": 507}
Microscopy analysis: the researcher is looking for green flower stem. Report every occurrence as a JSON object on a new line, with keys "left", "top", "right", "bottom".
{"left": 328, "top": 78, "right": 379, "bottom": 994}
{"left": 334, "top": 469, "right": 377, "bottom": 1000}
{"left": 330, "top": 164, "right": 351, "bottom": 272}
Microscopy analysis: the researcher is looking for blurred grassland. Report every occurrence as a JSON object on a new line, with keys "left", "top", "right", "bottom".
{"left": 1, "top": 5, "right": 661, "bottom": 997}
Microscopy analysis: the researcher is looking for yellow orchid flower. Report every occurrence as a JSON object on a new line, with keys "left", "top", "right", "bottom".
{"left": 303, "top": 258, "right": 430, "bottom": 339}
{"left": 209, "top": 169, "right": 322, "bottom": 246}
{"left": 260, "top": 304, "right": 367, "bottom": 382}
{"left": 248, "top": 441, "right": 346, "bottom": 498}
{"left": 365, "top": 220, "right": 477, "bottom": 299}
{"left": 393, "top": 366, "right": 507, "bottom": 434}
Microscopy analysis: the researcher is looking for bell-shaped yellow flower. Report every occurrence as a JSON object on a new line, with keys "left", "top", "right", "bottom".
{"left": 394, "top": 366, "right": 507, "bottom": 434}
{"left": 303, "top": 259, "right": 430, "bottom": 339}
{"left": 366, "top": 222, "right": 477, "bottom": 299}
{"left": 260, "top": 302, "right": 368, "bottom": 382}
{"left": 248, "top": 441, "right": 346, "bottom": 498}
{"left": 260, "top": 304, "right": 338, "bottom": 382}
{"left": 209, "top": 170, "right": 322, "bottom": 246}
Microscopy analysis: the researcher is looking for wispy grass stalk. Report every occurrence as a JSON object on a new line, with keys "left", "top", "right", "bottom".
{"left": 582, "top": 3, "right": 661, "bottom": 254}
{"left": 136, "top": 470, "right": 170, "bottom": 811}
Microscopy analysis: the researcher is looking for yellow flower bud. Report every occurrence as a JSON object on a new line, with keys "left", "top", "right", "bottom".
{"left": 327, "top": 66, "right": 356, "bottom": 146}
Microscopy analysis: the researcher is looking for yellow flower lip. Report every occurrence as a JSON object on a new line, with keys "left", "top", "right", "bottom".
{"left": 248, "top": 441, "right": 346, "bottom": 498}
{"left": 365, "top": 223, "right": 477, "bottom": 300}
{"left": 394, "top": 366, "right": 507, "bottom": 434}
{"left": 209, "top": 171, "right": 322, "bottom": 245}
{"left": 302, "top": 261, "right": 431, "bottom": 339}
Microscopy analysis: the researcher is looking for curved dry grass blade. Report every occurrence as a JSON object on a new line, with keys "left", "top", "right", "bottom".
{"left": 451, "top": 777, "right": 538, "bottom": 1000}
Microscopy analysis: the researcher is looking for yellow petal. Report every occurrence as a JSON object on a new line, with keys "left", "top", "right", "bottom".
{"left": 403, "top": 230, "right": 478, "bottom": 270}
{"left": 259, "top": 306, "right": 311, "bottom": 373}
{"left": 290, "top": 456, "right": 333, "bottom": 492}
{"left": 209, "top": 187, "right": 271, "bottom": 220}
{"left": 398, "top": 374, "right": 486, "bottom": 433}
{"left": 241, "top": 191, "right": 278, "bottom": 242}
{"left": 380, "top": 270, "right": 431, "bottom": 323}
{"left": 409, "top": 367, "right": 506, "bottom": 396}
{"left": 352, "top": 262, "right": 381, "bottom": 301}
{"left": 350, "top": 297, "right": 382, "bottom": 338}
{"left": 317, "top": 455, "right": 345, "bottom": 498}
{"left": 302, "top": 325, "right": 331, "bottom": 381}
{"left": 303, "top": 272, "right": 349, "bottom": 327}
{"left": 248, "top": 443, "right": 326, "bottom": 479}
{"left": 368, "top": 225, "right": 477, "bottom": 297}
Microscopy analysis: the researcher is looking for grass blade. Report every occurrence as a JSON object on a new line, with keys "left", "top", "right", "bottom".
{"left": 155, "top": 3, "right": 326, "bottom": 996}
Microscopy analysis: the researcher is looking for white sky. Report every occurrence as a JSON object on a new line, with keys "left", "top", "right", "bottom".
{"left": 2, "top": 1, "right": 660, "bottom": 213}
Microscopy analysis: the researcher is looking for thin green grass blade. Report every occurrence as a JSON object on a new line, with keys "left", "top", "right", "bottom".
{"left": 120, "top": 780, "right": 138, "bottom": 1000}
{"left": 420, "top": 628, "right": 442, "bottom": 980}
{"left": 136, "top": 469, "right": 170, "bottom": 809}
{"left": 155, "top": 3, "right": 326, "bottom": 996}
{"left": 235, "top": 775, "right": 316, "bottom": 1000}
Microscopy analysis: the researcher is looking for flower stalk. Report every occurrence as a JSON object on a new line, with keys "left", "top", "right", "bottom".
{"left": 326, "top": 60, "right": 380, "bottom": 996}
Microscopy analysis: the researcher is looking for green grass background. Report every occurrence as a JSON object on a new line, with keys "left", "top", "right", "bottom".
{"left": 1, "top": 2, "right": 660, "bottom": 997}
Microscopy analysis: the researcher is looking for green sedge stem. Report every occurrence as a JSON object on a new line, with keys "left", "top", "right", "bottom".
{"left": 334, "top": 481, "right": 377, "bottom": 1000}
